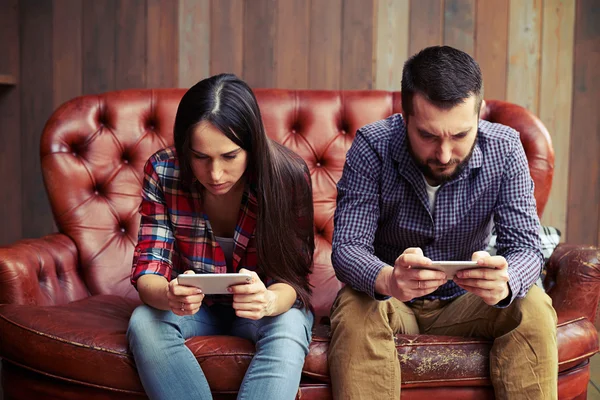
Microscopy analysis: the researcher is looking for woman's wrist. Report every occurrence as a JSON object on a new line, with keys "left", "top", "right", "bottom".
{"left": 265, "top": 289, "right": 279, "bottom": 317}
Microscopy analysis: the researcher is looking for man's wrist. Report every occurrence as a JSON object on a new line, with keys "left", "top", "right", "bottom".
{"left": 495, "top": 283, "right": 513, "bottom": 308}
{"left": 374, "top": 265, "right": 394, "bottom": 297}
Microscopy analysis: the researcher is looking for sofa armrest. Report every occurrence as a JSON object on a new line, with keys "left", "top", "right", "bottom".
{"left": 0, "top": 233, "right": 90, "bottom": 306}
{"left": 544, "top": 243, "right": 600, "bottom": 324}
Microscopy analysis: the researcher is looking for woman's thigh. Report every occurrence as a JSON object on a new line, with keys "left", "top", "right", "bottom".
{"left": 230, "top": 307, "right": 314, "bottom": 348}
{"left": 127, "top": 302, "right": 234, "bottom": 342}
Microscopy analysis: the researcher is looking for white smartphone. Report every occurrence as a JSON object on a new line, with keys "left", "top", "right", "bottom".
{"left": 177, "top": 273, "right": 252, "bottom": 294}
{"left": 415, "top": 261, "right": 481, "bottom": 280}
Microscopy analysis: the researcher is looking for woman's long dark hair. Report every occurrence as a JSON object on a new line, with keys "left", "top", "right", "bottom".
{"left": 173, "top": 73, "right": 314, "bottom": 308}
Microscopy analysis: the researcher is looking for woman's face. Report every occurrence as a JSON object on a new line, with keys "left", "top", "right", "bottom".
{"left": 189, "top": 121, "right": 248, "bottom": 196}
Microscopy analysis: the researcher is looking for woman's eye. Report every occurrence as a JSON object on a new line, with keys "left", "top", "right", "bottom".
{"left": 223, "top": 154, "right": 237, "bottom": 160}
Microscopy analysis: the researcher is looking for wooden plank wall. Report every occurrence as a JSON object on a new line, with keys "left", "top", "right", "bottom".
{"left": 0, "top": 0, "right": 21, "bottom": 245}
{"left": 0, "top": 0, "right": 598, "bottom": 246}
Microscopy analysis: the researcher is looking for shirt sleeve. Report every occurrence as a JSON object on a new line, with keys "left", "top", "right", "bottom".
{"left": 130, "top": 158, "right": 176, "bottom": 288}
{"left": 331, "top": 131, "right": 388, "bottom": 299}
{"left": 493, "top": 139, "right": 543, "bottom": 307}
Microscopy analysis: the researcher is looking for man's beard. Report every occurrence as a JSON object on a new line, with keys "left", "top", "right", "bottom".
{"left": 407, "top": 136, "right": 477, "bottom": 186}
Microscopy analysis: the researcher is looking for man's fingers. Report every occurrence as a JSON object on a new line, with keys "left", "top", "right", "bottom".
{"left": 471, "top": 251, "right": 490, "bottom": 262}
{"left": 403, "top": 247, "right": 424, "bottom": 256}
{"left": 413, "top": 279, "right": 446, "bottom": 290}
{"left": 395, "top": 253, "right": 432, "bottom": 268}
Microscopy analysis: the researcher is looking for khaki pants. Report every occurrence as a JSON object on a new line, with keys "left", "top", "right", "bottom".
{"left": 328, "top": 285, "right": 558, "bottom": 400}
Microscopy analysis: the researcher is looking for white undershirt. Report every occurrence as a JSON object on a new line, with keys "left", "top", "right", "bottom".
{"left": 424, "top": 178, "right": 441, "bottom": 213}
{"left": 215, "top": 236, "right": 235, "bottom": 269}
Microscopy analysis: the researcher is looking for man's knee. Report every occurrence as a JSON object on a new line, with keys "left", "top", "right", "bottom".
{"left": 519, "top": 285, "right": 557, "bottom": 326}
{"left": 332, "top": 286, "right": 375, "bottom": 323}
{"left": 330, "top": 286, "right": 397, "bottom": 337}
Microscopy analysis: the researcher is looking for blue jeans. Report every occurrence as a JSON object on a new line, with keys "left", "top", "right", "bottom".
{"left": 127, "top": 302, "right": 314, "bottom": 400}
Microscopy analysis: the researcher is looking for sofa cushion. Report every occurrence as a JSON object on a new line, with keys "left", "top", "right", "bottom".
{"left": 1, "top": 294, "right": 595, "bottom": 393}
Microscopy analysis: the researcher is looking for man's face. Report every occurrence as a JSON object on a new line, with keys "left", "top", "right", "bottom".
{"left": 406, "top": 93, "right": 479, "bottom": 186}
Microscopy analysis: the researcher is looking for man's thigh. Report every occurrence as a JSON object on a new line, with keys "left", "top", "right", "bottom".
{"left": 331, "top": 286, "right": 419, "bottom": 335}
{"left": 415, "top": 285, "right": 553, "bottom": 339}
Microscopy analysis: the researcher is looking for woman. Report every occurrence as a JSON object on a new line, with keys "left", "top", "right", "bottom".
{"left": 127, "top": 74, "right": 314, "bottom": 400}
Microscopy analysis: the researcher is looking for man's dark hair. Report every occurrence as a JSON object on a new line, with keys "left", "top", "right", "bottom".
{"left": 401, "top": 46, "right": 483, "bottom": 120}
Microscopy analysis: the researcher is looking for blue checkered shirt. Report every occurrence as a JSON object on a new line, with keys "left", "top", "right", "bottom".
{"left": 331, "top": 114, "right": 543, "bottom": 306}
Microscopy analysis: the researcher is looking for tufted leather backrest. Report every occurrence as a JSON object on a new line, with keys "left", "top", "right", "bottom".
{"left": 41, "top": 89, "right": 554, "bottom": 316}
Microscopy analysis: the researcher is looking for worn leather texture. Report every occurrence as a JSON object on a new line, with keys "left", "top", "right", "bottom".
{"left": 0, "top": 89, "right": 598, "bottom": 399}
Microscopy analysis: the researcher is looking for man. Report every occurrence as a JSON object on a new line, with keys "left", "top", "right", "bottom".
{"left": 328, "top": 46, "right": 557, "bottom": 399}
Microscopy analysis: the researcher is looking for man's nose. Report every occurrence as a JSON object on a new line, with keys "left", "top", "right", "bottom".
{"left": 436, "top": 142, "right": 452, "bottom": 165}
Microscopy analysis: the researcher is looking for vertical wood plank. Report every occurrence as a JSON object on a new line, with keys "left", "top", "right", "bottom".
{"left": 475, "top": 0, "right": 509, "bottom": 101}
{"left": 538, "top": 0, "right": 575, "bottom": 238}
{"left": 53, "top": 0, "right": 82, "bottom": 108}
{"left": 210, "top": 0, "right": 244, "bottom": 77}
{"left": 179, "top": 0, "right": 210, "bottom": 88}
{"left": 243, "top": 0, "right": 277, "bottom": 88}
{"left": 309, "top": 0, "right": 342, "bottom": 89}
{"left": 147, "top": 0, "right": 179, "bottom": 88}
{"left": 0, "top": 0, "right": 19, "bottom": 80}
{"left": 568, "top": 0, "right": 600, "bottom": 246}
{"left": 115, "top": 0, "right": 146, "bottom": 89}
{"left": 0, "top": 0, "right": 21, "bottom": 244}
{"left": 341, "top": 0, "right": 375, "bottom": 90}
{"left": 275, "top": 0, "right": 309, "bottom": 89}
{"left": 444, "top": 0, "right": 474, "bottom": 55}
{"left": 82, "top": 0, "right": 116, "bottom": 94}
{"left": 409, "top": 0, "right": 444, "bottom": 56}
{"left": 20, "top": 0, "right": 55, "bottom": 238}
{"left": 374, "top": 0, "right": 409, "bottom": 90}
{"left": 506, "top": 0, "right": 542, "bottom": 113}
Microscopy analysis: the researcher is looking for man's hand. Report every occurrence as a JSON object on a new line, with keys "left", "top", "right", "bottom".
{"left": 167, "top": 270, "right": 205, "bottom": 316}
{"left": 228, "top": 268, "right": 277, "bottom": 320}
{"left": 453, "top": 251, "right": 510, "bottom": 305}
{"left": 376, "top": 247, "right": 447, "bottom": 301}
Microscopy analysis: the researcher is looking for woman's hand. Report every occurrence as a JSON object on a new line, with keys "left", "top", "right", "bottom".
{"left": 167, "top": 270, "right": 205, "bottom": 316}
{"left": 229, "top": 268, "right": 277, "bottom": 320}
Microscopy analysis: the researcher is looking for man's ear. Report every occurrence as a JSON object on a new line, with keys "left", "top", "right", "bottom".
{"left": 479, "top": 99, "right": 486, "bottom": 115}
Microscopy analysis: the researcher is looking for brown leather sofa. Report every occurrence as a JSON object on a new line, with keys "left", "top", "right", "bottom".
{"left": 0, "top": 89, "right": 598, "bottom": 399}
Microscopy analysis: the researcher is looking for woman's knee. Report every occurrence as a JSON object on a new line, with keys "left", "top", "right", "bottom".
{"left": 258, "top": 308, "right": 313, "bottom": 354}
{"left": 127, "top": 304, "right": 177, "bottom": 345}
